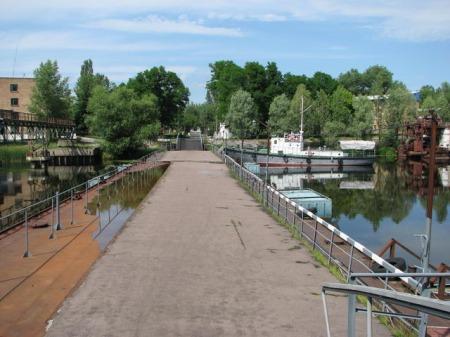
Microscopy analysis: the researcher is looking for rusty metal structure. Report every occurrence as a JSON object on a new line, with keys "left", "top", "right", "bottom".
{"left": 398, "top": 113, "right": 450, "bottom": 163}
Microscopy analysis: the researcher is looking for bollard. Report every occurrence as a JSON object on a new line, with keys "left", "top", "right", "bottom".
{"left": 70, "top": 189, "right": 74, "bottom": 225}
{"left": 23, "top": 209, "right": 31, "bottom": 257}
{"left": 55, "top": 191, "right": 62, "bottom": 230}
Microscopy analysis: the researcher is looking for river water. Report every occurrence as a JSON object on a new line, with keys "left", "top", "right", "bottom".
{"left": 264, "top": 161, "right": 450, "bottom": 267}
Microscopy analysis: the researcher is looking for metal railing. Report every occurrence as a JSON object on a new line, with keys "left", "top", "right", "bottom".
{"left": 0, "top": 151, "right": 165, "bottom": 242}
{"left": 322, "top": 275, "right": 450, "bottom": 337}
{"left": 211, "top": 145, "right": 449, "bottom": 332}
{"left": 0, "top": 109, "right": 75, "bottom": 127}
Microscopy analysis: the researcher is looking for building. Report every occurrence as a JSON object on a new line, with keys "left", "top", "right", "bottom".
{"left": 0, "top": 77, "right": 35, "bottom": 113}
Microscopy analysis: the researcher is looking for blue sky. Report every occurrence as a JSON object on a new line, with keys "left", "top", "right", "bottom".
{"left": 0, "top": 0, "right": 449, "bottom": 102}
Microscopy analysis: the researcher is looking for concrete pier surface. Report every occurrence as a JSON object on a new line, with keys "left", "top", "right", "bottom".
{"left": 46, "top": 151, "right": 389, "bottom": 337}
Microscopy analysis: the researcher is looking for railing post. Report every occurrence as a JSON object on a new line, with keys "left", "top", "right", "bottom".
{"left": 70, "top": 189, "right": 74, "bottom": 224}
{"left": 348, "top": 277, "right": 356, "bottom": 337}
{"left": 23, "top": 209, "right": 31, "bottom": 257}
{"left": 328, "top": 231, "right": 334, "bottom": 264}
{"left": 277, "top": 194, "right": 280, "bottom": 215}
{"left": 85, "top": 181, "right": 88, "bottom": 212}
{"left": 367, "top": 297, "right": 373, "bottom": 337}
{"left": 49, "top": 197, "right": 55, "bottom": 239}
{"left": 55, "top": 191, "right": 62, "bottom": 230}
{"left": 313, "top": 220, "right": 318, "bottom": 250}
{"left": 347, "top": 245, "right": 355, "bottom": 281}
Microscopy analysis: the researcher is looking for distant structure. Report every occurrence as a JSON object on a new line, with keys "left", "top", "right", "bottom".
{"left": 0, "top": 77, "right": 35, "bottom": 113}
{"left": 214, "top": 123, "right": 232, "bottom": 140}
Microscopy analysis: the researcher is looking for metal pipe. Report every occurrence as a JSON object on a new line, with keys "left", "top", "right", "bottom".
{"left": 23, "top": 209, "right": 31, "bottom": 257}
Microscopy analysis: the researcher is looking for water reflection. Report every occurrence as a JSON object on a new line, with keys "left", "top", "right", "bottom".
{"left": 265, "top": 162, "right": 450, "bottom": 266}
{"left": 0, "top": 165, "right": 103, "bottom": 216}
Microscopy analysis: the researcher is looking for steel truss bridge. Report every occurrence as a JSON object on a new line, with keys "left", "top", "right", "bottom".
{"left": 0, "top": 109, "right": 75, "bottom": 143}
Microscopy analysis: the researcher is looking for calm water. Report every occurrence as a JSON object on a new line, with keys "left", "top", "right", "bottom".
{"left": 265, "top": 162, "right": 450, "bottom": 267}
{"left": 0, "top": 164, "right": 107, "bottom": 216}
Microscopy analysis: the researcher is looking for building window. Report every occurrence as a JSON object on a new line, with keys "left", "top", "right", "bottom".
{"left": 10, "top": 84, "right": 18, "bottom": 92}
{"left": 11, "top": 98, "right": 19, "bottom": 106}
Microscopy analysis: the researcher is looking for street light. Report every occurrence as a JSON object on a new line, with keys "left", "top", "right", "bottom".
{"left": 253, "top": 120, "right": 270, "bottom": 206}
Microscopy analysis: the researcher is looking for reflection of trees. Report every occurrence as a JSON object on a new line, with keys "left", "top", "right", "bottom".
{"left": 305, "top": 162, "right": 416, "bottom": 231}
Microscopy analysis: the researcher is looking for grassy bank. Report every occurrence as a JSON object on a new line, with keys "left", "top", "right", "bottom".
{"left": 0, "top": 143, "right": 29, "bottom": 164}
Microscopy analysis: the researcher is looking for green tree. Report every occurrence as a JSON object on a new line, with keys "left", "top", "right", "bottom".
{"left": 329, "top": 85, "right": 354, "bottom": 126}
{"left": 382, "top": 84, "right": 417, "bottom": 146}
{"left": 268, "top": 94, "right": 292, "bottom": 134}
{"left": 87, "top": 86, "right": 160, "bottom": 158}
{"left": 338, "top": 68, "right": 365, "bottom": 95}
{"left": 351, "top": 96, "right": 374, "bottom": 139}
{"left": 311, "top": 89, "right": 330, "bottom": 136}
{"left": 283, "top": 73, "right": 309, "bottom": 98}
{"left": 364, "top": 65, "right": 393, "bottom": 95}
{"left": 322, "top": 121, "right": 346, "bottom": 147}
{"left": 73, "top": 59, "right": 111, "bottom": 135}
{"left": 206, "top": 61, "right": 244, "bottom": 120}
{"left": 227, "top": 89, "right": 257, "bottom": 170}
{"left": 308, "top": 71, "right": 338, "bottom": 97}
{"left": 127, "top": 66, "right": 189, "bottom": 129}
{"left": 290, "top": 84, "right": 313, "bottom": 136}
{"left": 29, "top": 60, "right": 71, "bottom": 118}
{"left": 419, "top": 85, "right": 436, "bottom": 103}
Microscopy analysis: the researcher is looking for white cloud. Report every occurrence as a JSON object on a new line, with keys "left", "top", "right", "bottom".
{"left": 0, "top": 31, "right": 194, "bottom": 51}
{"left": 166, "top": 66, "right": 197, "bottom": 81}
{"left": 1, "top": 1, "right": 449, "bottom": 41}
{"left": 86, "top": 16, "right": 242, "bottom": 37}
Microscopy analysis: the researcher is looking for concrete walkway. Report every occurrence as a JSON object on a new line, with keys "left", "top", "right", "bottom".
{"left": 46, "top": 151, "right": 389, "bottom": 337}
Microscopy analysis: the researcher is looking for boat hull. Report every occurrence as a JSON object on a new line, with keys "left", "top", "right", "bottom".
{"left": 225, "top": 148, "right": 374, "bottom": 167}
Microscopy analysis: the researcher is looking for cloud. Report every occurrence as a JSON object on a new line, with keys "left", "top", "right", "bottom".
{"left": 1, "top": 1, "right": 449, "bottom": 42}
{"left": 0, "top": 31, "right": 194, "bottom": 51}
{"left": 86, "top": 16, "right": 242, "bottom": 37}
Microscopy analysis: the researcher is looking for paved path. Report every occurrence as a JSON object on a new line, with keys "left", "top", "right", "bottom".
{"left": 46, "top": 151, "right": 389, "bottom": 337}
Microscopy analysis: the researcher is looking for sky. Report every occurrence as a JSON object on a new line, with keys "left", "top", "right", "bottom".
{"left": 0, "top": 0, "right": 449, "bottom": 102}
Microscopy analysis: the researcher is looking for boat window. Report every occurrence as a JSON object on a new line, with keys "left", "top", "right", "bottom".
{"left": 274, "top": 140, "right": 277, "bottom": 144}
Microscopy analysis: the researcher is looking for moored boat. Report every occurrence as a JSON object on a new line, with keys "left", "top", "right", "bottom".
{"left": 226, "top": 134, "right": 375, "bottom": 167}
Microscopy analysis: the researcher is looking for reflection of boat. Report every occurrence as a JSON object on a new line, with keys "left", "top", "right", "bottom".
{"left": 438, "top": 166, "right": 449, "bottom": 187}
{"left": 280, "top": 189, "right": 332, "bottom": 218}
{"left": 226, "top": 138, "right": 375, "bottom": 167}
{"left": 339, "top": 181, "right": 375, "bottom": 190}
{"left": 260, "top": 165, "right": 374, "bottom": 175}
{"left": 270, "top": 173, "right": 347, "bottom": 190}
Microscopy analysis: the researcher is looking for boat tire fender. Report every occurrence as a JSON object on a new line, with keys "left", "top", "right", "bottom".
{"left": 283, "top": 155, "right": 288, "bottom": 163}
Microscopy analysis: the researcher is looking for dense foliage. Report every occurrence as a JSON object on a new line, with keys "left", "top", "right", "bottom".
{"left": 29, "top": 60, "right": 71, "bottom": 119}
{"left": 87, "top": 86, "right": 160, "bottom": 158}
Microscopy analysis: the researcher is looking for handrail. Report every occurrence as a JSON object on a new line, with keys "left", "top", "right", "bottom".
{"left": 0, "top": 109, "right": 75, "bottom": 127}
{"left": 322, "top": 283, "right": 450, "bottom": 320}
{"left": 220, "top": 151, "right": 420, "bottom": 289}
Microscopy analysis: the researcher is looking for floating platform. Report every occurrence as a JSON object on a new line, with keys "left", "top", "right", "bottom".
{"left": 280, "top": 189, "right": 332, "bottom": 218}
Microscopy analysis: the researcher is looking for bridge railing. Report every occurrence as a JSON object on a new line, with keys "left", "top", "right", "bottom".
{"left": 0, "top": 150, "right": 164, "bottom": 237}
{"left": 0, "top": 109, "right": 75, "bottom": 127}
{"left": 211, "top": 145, "right": 449, "bottom": 333}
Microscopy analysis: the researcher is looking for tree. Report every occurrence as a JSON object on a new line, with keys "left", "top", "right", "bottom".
{"left": 268, "top": 94, "right": 292, "bottom": 134}
{"left": 419, "top": 85, "right": 435, "bottom": 103}
{"left": 87, "top": 86, "right": 160, "bottom": 158}
{"left": 329, "top": 85, "right": 354, "bottom": 126}
{"left": 308, "top": 71, "right": 338, "bottom": 97}
{"left": 338, "top": 68, "right": 364, "bottom": 95}
{"left": 29, "top": 60, "right": 71, "bottom": 118}
{"left": 351, "top": 96, "right": 374, "bottom": 139}
{"left": 382, "top": 84, "right": 417, "bottom": 146}
{"left": 73, "top": 59, "right": 111, "bottom": 135}
{"left": 206, "top": 61, "right": 244, "bottom": 120}
{"left": 322, "top": 121, "right": 346, "bottom": 147}
{"left": 364, "top": 65, "right": 393, "bottom": 95}
{"left": 283, "top": 73, "right": 309, "bottom": 98}
{"left": 311, "top": 89, "right": 330, "bottom": 136}
{"left": 227, "top": 90, "right": 257, "bottom": 171}
{"left": 127, "top": 66, "right": 189, "bottom": 129}
{"left": 290, "top": 84, "right": 313, "bottom": 136}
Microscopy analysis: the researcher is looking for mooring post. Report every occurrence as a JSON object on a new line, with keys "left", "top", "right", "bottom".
{"left": 56, "top": 191, "right": 62, "bottom": 230}
{"left": 23, "top": 209, "right": 31, "bottom": 257}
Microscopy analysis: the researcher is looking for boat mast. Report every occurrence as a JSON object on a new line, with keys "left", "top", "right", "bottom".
{"left": 300, "top": 95, "right": 304, "bottom": 151}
